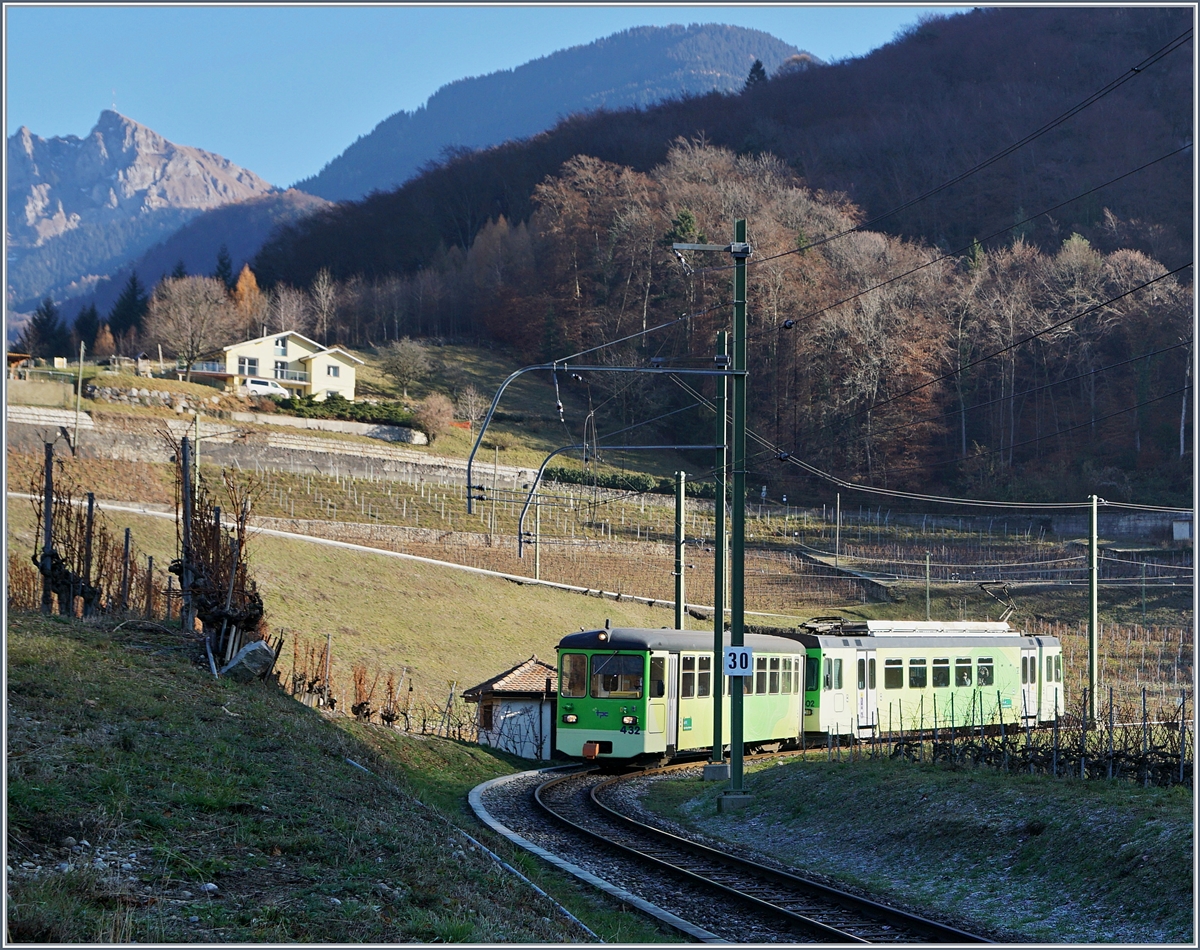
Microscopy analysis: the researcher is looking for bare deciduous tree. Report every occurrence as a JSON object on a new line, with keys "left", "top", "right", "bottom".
{"left": 379, "top": 337, "right": 430, "bottom": 400}
{"left": 270, "top": 284, "right": 311, "bottom": 335}
{"left": 457, "top": 384, "right": 487, "bottom": 432}
{"left": 143, "top": 276, "right": 239, "bottom": 382}
{"left": 311, "top": 268, "right": 337, "bottom": 346}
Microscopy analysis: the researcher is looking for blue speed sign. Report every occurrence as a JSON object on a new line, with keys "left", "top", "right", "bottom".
{"left": 723, "top": 646, "right": 753, "bottom": 676}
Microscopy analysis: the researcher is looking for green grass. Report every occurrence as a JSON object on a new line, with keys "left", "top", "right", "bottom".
{"left": 640, "top": 754, "right": 1193, "bottom": 942}
{"left": 5, "top": 611, "right": 677, "bottom": 943}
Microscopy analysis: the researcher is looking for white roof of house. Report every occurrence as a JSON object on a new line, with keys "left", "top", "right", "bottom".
{"left": 223, "top": 329, "right": 324, "bottom": 352}
{"left": 299, "top": 346, "right": 364, "bottom": 365}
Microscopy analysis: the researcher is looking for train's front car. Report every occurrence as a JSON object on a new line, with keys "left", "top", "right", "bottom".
{"left": 555, "top": 627, "right": 663, "bottom": 765}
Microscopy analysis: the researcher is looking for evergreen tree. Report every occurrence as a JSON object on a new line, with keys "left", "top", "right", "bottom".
{"left": 744, "top": 59, "right": 768, "bottom": 90}
{"left": 108, "top": 273, "right": 149, "bottom": 339}
{"left": 213, "top": 243, "right": 234, "bottom": 289}
{"left": 18, "top": 297, "right": 70, "bottom": 358}
{"left": 171, "top": 260, "right": 188, "bottom": 279}
{"left": 73, "top": 303, "right": 101, "bottom": 352}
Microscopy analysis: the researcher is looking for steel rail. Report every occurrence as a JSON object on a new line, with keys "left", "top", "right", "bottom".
{"left": 534, "top": 766, "right": 991, "bottom": 944}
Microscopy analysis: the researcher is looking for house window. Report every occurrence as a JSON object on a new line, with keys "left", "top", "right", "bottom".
{"left": 238, "top": 356, "right": 258, "bottom": 377}
{"left": 274, "top": 337, "right": 288, "bottom": 356}
{"left": 274, "top": 360, "right": 288, "bottom": 379}
{"left": 327, "top": 364, "right": 340, "bottom": 377}
{"left": 480, "top": 703, "right": 494, "bottom": 731}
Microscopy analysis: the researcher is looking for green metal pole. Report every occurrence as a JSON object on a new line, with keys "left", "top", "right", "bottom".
{"left": 926, "top": 551, "right": 931, "bottom": 621}
{"left": 710, "top": 331, "right": 728, "bottom": 773}
{"left": 1089, "top": 494, "right": 1099, "bottom": 723}
{"left": 726, "top": 219, "right": 750, "bottom": 807}
{"left": 675, "top": 471, "right": 686, "bottom": 630}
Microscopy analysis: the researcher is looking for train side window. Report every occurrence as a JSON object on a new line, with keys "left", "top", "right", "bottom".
{"left": 769, "top": 657, "right": 781, "bottom": 694}
{"left": 697, "top": 656, "right": 711, "bottom": 697}
{"left": 932, "top": 658, "right": 949, "bottom": 688}
{"left": 561, "top": 653, "right": 588, "bottom": 698}
{"left": 833, "top": 658, "right": 843, "bottom": 690}
{"left": 1046, "top": 656, "right": 1053, "bottom": 682}
{"left": 909, "top": 658, "right": 927, "bottom": 689}
{"left": 592, "top": 653, "right": 645, "bottom": 699}
{"left": 756, "top": 656, "right": 769, "bottom": 694}
{"left": 1029, "top": 657, "right": 1036, "bottom": 683}
{"left": 857, "top": 658, "right": 866, "bottom": 690}
{"left": 681, "top": 655, "right": 696, "bottom": 699}
{"left": 650, "top": 656, "right": 665, "bottom": 698}
{"left": 823, "top": 658, "right": 832, "bottom": 690}
{"left": 744, "top": 667, "right": 755, "bottom": 695}
{"left": 884, "top": 658, "right": 903, "bottom": 689}
{"left": 781, "top": 657, "right": 793, "bottom": 694}
{"left": 806, "top": 656, "right": 820, "bottom": 692}
{"left": 1021, "top": 657, "right": 1027, "bottom": 684}
{"left": 869, "top": 658, "right": 876, "bottom": 690}
{"left": 955, "top": 658, "right": 972, "bottom": 687}
{"left": 1055, "top": 655, "right": 1062, "bottom": 682}
{"left": 977, "top": 657, "right": 994, "bottom": 686}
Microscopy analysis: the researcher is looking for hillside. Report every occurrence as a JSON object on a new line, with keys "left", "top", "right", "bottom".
{"left": 257, "top": 6, "right": 1192, "bottom": 285}
{"left": 294, "top": 23, "right": 803, "bottom": 201}
{"left": 7, "top": 111, "right": 279, "bottom": 312}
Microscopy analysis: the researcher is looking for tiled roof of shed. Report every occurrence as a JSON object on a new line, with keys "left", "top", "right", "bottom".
{"left": 462, "top": 656, "right": 557, "bottom": 699}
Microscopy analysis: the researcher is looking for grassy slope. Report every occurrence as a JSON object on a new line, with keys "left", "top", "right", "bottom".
{"left": 6, "top": 613, "right": 673, "bottom": 943}
{"left": 641, "top": 755, "right": 1193, "bottom": 943}
{"left": 6, "top": 502, "right": 674, "bottom": 700}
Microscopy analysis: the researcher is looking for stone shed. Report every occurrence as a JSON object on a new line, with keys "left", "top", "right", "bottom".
{"left": 463, "top": 656, "right": 557, "bottom": 761}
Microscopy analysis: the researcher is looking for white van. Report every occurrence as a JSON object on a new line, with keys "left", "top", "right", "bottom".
{"left": 241, "top": 378, "right": 290, "bottom": 398}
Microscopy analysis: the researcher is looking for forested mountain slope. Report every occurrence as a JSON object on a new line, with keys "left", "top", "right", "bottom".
{"left": 293, "top": 24, "right": 802, "bottom": 201}
{"left": 255, "top": 6, "right": 1192, "bottom": 287}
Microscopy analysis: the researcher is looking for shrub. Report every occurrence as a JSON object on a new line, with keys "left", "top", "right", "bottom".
{"left": 414, "top": 393, "right": 455, "bottom": 442}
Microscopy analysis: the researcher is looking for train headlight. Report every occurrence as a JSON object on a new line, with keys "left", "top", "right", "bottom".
{"left": 562, "top": 714, "right": 578, "bottom": 724}
{"left": 622, "top": 715, "right": 637, "bottom": 725}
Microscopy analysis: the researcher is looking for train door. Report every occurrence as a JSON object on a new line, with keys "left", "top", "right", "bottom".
{"left": 1019, "top": 644, "right": 1038, "bottom": 723}
{"left": 666, "top": 653, "right": 679, "bottom": 753}
{"left": 855, "top": 649, "right": 877, "bottom": 738}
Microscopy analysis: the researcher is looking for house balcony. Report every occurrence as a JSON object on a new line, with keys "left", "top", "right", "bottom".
{"left": 273, "top": 369, "right": 309, "bottom": 382}
{"left": 180, "top": 360, "right": 226, "bottom": 374}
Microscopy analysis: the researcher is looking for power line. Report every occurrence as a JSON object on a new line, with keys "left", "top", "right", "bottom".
{"left": 692, "top": 27, "right": 1193, "bottom": 277}
{"left": 741, "top": 144, "right": 1191, "bottom": 346}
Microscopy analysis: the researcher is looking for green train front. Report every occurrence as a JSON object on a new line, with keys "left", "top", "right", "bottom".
{"left": 555, "top": 627, "right": 804, "bottom": 763}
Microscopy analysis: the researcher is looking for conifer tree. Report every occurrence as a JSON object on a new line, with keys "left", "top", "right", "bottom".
{"left": 108, "top": 273, "right": 149, "bottom": 339}
{"left": 744, "top": 59, "right": 767, "bottom": 90}
{"left": 213, "top": 243, "right": 234, "bottom": 289}
{"left": 73, "top": 303, "right": 101, "bottom": 353}
{"left": 171, "top": 260, "right": 187, "bottom": 279}
{"left": 18, "top": 297, "right": 70, "bottom": 358}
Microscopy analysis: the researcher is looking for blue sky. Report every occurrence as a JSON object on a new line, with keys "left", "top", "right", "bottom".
{"left": 5, "top": 5, "right": 967, "bottom": 188}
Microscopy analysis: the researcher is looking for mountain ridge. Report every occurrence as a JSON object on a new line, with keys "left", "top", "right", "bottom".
{"left": 293, "top": 23, "right": 806, "bottom": 200}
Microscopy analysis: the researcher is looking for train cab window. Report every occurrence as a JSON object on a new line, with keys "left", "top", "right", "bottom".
{"left": 769, "top": 657, "right": 781, "bottom": 694}
{"left": 649, "top": 657, "right": 665, "bottom": 698}
{"left": 561, "top": 654, "right": 588, "bottom": 698}
{"left": 1046, "top": 656, "right": 1053, "bottom": 682}
{"left": 884, "top": 658, "right": 903, "bottom": 689}
{"left": 756, "top": 656, "right": 769, "bottom": 694}
{"left": 909, "top": 658, "right": 927, "bottom": 689}
{"left": 697, "top": 656, "right": 712, "bottom": 697}
{"left": 806, "top": 656, "right": 820, "bottom": 692}
{"left": 869, "top": 658, "right": 876, "bottom": 690}
{"left": 955, "top": 658, "right": 972, "bottom": 687}
{"left": 833, "top": 658, "right": 843, "bottom": 690}
{"left": 592, "top": 654, "right": 644, "bottom": 699}
{"left": 823, "top": 658, "right": 832, "bottom": 691}
{"left": 681, "top": 655, "right": 696, "bottom": 699}
{"left": 857, "top": 658, "right": 866, "bottom": 690}
{"left": 781, "top": 657, "right": 793, "bottom": 694}
{"left": 932, "top": 658, "right": 950, "bottom": 688}
{"left": 977, "top": 658, "right": 994, "bottom": 686}
{"left": 1054, "top": 655, "right": 1062, "bottom": 682}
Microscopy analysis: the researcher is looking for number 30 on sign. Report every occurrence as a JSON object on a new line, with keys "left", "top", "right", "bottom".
{"left": 723, "top": 646, "right": 753, "bottom": 676}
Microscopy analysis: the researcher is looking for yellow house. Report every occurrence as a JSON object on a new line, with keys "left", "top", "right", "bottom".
{"left": 183, "top": 330, "right": 363, "bottom": 401}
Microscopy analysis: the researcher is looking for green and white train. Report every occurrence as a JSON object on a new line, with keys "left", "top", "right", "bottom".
{"left": 555, "top": 619, "right": 1064, "bottom": 764}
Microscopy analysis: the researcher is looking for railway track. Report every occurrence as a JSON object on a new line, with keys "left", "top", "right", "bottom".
{"left": 534, "top": 766, "right": 991, "bottom": 944}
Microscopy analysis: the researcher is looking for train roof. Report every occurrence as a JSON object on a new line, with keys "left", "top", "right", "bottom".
{"left": 557, "top": 627, "right": 804, "bottom": 653}
{"left": 801, "top": 619, "right": 1017, "bottom": 637}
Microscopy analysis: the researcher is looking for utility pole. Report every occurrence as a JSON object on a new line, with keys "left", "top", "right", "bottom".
{"left": 706, "top": 331, "right": 730, "bottom": 781}
{"left": 41, "top": 443, "right": 54, "bottom": 615}
{"left": 835, "top": 492, "right": 841, "bottom": 568}
{"left": 725, "top": 220, "right": 751, "bottom": 810}
{"left": 534, "top": 498, "right": 541, "bottom": 581}
{"left": 1089, "top": 494, "right": 1100, "bottom": 722}
{"left": 181, "top": 437, "right": 194, "bottom": 632}
{"left": 73, "top": 341, "right": 85, "bottom": 455}
{"left": 675, "top": 471, "right": 686, "bottom": 630}
{"left": 926, "top": 551, "right": 932, "bottom": 621}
